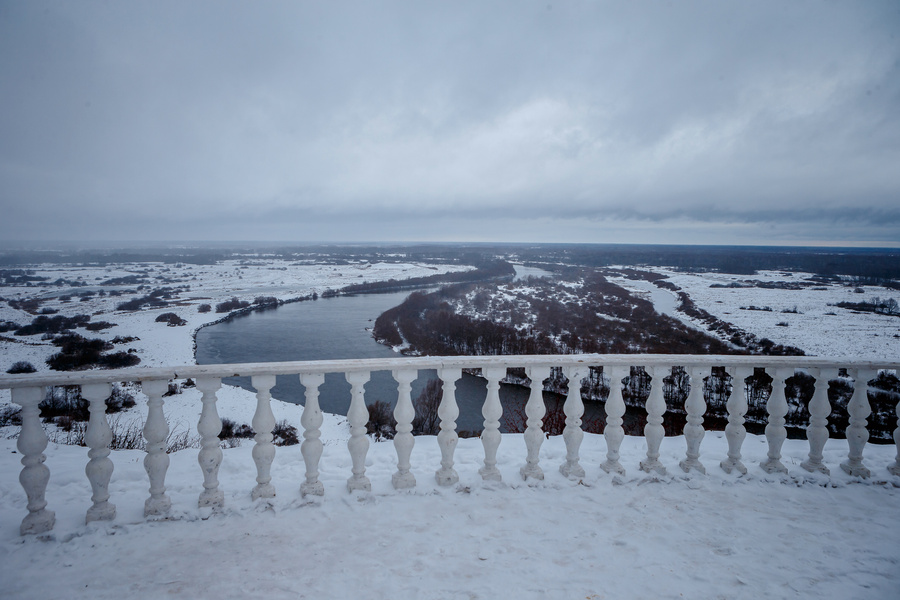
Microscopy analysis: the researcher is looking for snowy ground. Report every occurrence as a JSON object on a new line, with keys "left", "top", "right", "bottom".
{"left": 613, "top": 269, "right": 900, "bottom": 360}
{"left": 2, "top": 261, "right": 900, "bottom": 598}
{"left": 1, "top": 431, "right": 898, "bottom": 599}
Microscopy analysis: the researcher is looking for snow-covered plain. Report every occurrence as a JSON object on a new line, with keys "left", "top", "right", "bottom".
{"left": 0, "top": 259, "right": 471, "bottom": 371}
{"left": 1, "top": 431, "right": 898, "bottom": 599}
{"left": 0, "top": 259, "right": 471, "bottom": 417}
{"left": 2, "top": 260, "right": 900, "bottom": 599}
{"left": 613, "top": 269, "right": 900, "bottom": 360}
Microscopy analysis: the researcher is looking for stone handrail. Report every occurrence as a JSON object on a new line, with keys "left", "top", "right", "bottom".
{"left": 2, "top": 354, "right": 899, "bottom": 536}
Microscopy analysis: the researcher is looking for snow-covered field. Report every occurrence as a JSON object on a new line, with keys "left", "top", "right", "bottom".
{"left": 614, "top": 269, "right": 900, "bottom": 360}
{"left": 0, "top": 259, "right": 470, "bottom": 371}
{"left": 1, "top": 431, "right": 898, "bottom": 599}
{"left": 2, "top": 260, "right": 900, "bottom": 598}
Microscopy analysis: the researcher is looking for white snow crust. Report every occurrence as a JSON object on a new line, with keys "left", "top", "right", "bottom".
{"left": 612, "top": 269, "right": 900, "bottom": 359}
{"left": 2, "top": 260, "right": 899, "bottom": 599}
{"left": 1, "top": 431, "right": 898, "bottom": 599}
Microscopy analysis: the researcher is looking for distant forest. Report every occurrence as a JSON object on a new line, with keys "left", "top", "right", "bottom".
{"left": 1, "top": 243, "right": 898, "bottom": 282}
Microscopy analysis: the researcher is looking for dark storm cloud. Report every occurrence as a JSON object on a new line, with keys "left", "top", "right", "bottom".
{"left": 1, "top": 0, "right": 898, "bottom": 245}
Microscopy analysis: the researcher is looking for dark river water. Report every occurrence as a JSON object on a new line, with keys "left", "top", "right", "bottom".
{"left": 195, "top": 288, "right": 559, "bottom": 432}
{"left": 194, "top": 268, "right": 627, "bottom": 433}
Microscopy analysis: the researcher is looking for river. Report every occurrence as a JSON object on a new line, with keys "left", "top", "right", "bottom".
{"left": 195, "top": 266, "right": 563, "bottom": 432}
{"left": 194, "top": 265, "right": 655, "bottom": 433}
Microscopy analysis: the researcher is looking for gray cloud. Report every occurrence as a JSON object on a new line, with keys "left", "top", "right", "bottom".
{"left": 1, "top": 0, "right": 898, "bottom": 245}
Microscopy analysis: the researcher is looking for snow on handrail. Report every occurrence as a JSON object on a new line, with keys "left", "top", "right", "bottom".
{"left": 1, "top": 353, "right": 897, "bottom": 389}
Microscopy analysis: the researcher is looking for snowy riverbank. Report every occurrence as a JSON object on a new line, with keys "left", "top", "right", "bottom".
{"left": 0, "top": 259, "right": 470, "bottom": 433}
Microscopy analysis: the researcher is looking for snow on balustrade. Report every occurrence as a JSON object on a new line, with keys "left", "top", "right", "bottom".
{"left": 1, "top": 353, "right": 899, "bottom": 537}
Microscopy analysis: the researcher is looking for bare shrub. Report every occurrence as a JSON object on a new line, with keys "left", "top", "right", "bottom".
{"left": 155, "top": 312, "right": 187, "bottom": 327}
{"left": 40, "top": 383, "right": 137, "bottom": 423}
{"left": 272, "top": 420, "right": 299, "bottom": 446}
{"left": 215, "top": 297, "right": 250, "bottom": 313}
{"left": 48, "top": 421, "right": 88, "bottom": 446}
{"left": 367, "top": 400, "right": 396, "bottom": 441}
{"left": 221, "top": 436, "right": 244, "bottom": 449}
{"left": 109, "top": 417, "right": 145, "bottom": 450}
{"left": 166, "top": 428, "right": 200, "bottom": 452}
{"left": 253, "top": 296, "right": 278, "bottom": 307}
{"left": 218, "top": 417, "right": 254, "bottom": 441}
{"left": 215, "top": 417, "right": 298, "bottom": 446}
{"left": 46, "top": 333, "right": 140, "bottom": 370}
{"left": 47, "top": 415, "right": 199, "bottom": 452}
{"left": 6, "top": 360, "right": 36, "bottom": 374}
{"left": 53, "top": 415, "right": 77, "bottom": 431}
{"left": 412, "top": 378, "right": 442, "bottom": 435}
{"left": 0, "top": 405, "right": 22, "bottom": 427}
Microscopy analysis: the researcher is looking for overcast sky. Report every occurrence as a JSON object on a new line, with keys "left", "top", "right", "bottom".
{"left": 1, "top": 1, "right": 898, "bottom": 246}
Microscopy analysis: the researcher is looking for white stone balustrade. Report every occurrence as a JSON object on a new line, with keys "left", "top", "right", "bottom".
{"left": 250, "top": 375, "right": 277, "bottom": 500}
{"left": 13, "top": 386, "right": 54, "bottom": 535}
{"left": 761, "top": 367, "right": 792, "bottom": 474}
{"left": 479, "top": 367, "right": 506, "bottom": 482}
{"left": 83, "top": 382, "right": 116, "bottom": 523}
{"left": 890, "top": 398, "right": 900, "bottom": 477}
{"left": 720, "top": 366, "right": 751, "bottom": 475}
{"left": 559, "top": 366, "right": 587, "bottom": 480}
{"left": 298, "top": 372, "right": 325, "bottom": 497}
{"left": 841, "top": 369, "right": 874, "bottom": 478}
{"left": 1, "top": 354, "right": 898, "bottom": 536}
{"left": 600, "top": 366, "right": 627, "bottom": 476}
{"left": 520, "top": 366, "right": 548, "bottom": 481}
{"left": 435, "top": 368, "right": 461, "bottom": 486}
{"left": 801, "top": 368, "right": 833, "bottom": 474}
{"left": 680, "top": 367, "right": 708, "bottom": 474}
{"left": 392, "top": 368, "right": 417, "bottom": 489}
{"left": 640, "top": 366, "right": 668, "bottom": 475}
{"left": 345, "top": 370, "right": 371, "bottom": 492}
{"left": 196, "top": 377, "right": 225, "bottom": 508}
{"left": 141, "top": 379, "right": 172, "bottom": 516}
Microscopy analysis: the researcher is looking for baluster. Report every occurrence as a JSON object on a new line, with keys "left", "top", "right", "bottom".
{"left": 760, "top": 367, "right": 792, "bottom": 474}
{"left": 479, "top": 367, "right": 506, "bottom": 482}
{"left": 521, "top": 366, "right": 548, "bottom": 481}
{"left": 14, "top": 386, "right": 55, "bottom": 535}
{"left": 435, "top": 368, "right": 461, "bottom": 486}
{"left": 720, "top": 367, "right": 751, "bottom": 474}
{"left": 299, "top": 372, "right": 325, "bottom": 497}
{"left": 559, "top": 365, "right": 587, "bottom": 480}
{"left": 640, "top": 366, "right": 668, "bottom": 475}
{"left": 840, "top": 368, "right": 874, "bottom": 478}
{"left": 801, "top": 368, "right": 833, "bottom": 475}
{"left": 680, "top": 366, "right": 708, "bottom": 474}
{"left": 600, "top": 366, "right": 627, "bottom": 476}
{"left": 250, "top": 375, "right": 277, "bottom": 500}
{"left": 141, "top": 380, "right": 172, "bottom": 516}
{"left": 889, "top": 385, "right": 900, "bottom": 477}
{"left": 392, "top": 368, "right": 417, "bottom": 489}
{"left": 346, "top": 371, "right": 372, "bottom": 492}
{"left": 196, "top": 377, "right": 224, "bottom": 508}
{"left": 83, "top": 383, "right": 116, "bottom": 523}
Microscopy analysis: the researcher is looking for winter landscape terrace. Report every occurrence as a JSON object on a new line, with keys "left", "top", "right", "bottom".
{"left": 2, "top": 353, "right": 900, "bottom": 599}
